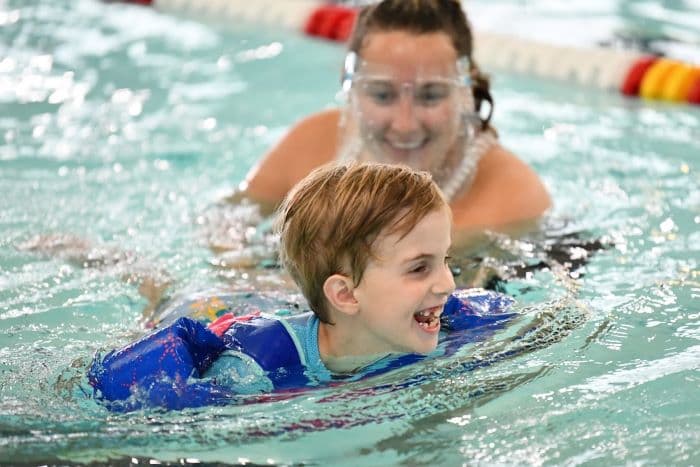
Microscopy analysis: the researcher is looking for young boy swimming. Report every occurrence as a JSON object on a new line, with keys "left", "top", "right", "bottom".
{"left": 276, "top": 161, "right": 455, "bottom": 369}
{"left": 89, "top": 163, "right": 515, "bottom": 411}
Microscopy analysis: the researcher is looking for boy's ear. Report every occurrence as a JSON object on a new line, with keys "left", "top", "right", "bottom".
{"left": 322, "top": 273, "right": 359, "bottom": 316}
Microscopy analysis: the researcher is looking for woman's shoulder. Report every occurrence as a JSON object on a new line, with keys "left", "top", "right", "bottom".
{"left": 299, "top": 108, "right": 342, "bottom": 127}
{"left": 451, "top": 142, "right": 551, "bottom": 231}
{"left": 283, "top": 109, "right": 342, "bottom": 152}
{"left": 481, "top": 144, "right": 550, "bottom": 203}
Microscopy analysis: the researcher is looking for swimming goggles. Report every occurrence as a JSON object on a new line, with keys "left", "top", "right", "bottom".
{"left": 341, "top": 51, "right": 472, "bottom": 95}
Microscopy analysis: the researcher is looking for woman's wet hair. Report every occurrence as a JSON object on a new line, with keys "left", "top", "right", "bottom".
{"left": 347, "top": 0, "right": 494, "bottom": 130}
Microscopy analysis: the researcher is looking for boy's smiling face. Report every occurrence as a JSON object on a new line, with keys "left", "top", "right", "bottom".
{"left": 348, "top": 205, "right": 455, "bottom": 355}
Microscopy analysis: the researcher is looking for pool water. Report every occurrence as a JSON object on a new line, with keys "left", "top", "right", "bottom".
{"left": 1, "top": 0, "right": 699, "bottom": 465}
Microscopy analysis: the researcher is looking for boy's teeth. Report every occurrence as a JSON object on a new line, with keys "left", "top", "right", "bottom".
{"left": 414, "top": 309, "right": 437, "bottom": 324}
{"left": 416, "top": 315, "right": 438, "bottom": 330}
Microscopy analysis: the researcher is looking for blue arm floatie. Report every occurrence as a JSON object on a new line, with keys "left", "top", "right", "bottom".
{"left": 88, "top": 317, "right": 230, "bottom": 411}
{"left": 441, "top": 288, "right": 516, "bottom": 331}
{"left": 363, "top": 289, "right": 518, "bottom": 377}
{"left": 437, "top": 288, "right": 518, "bottom": 359}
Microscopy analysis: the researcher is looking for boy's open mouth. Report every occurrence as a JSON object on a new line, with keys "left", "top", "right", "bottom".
{"left": 413, "top": 307, "right": 441, "bottom": 330}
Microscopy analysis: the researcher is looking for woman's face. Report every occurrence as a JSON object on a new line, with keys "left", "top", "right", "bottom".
{"left": 350, "top": 30, "right": 468, "bottom": 172}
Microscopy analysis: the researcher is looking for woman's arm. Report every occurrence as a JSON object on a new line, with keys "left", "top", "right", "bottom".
{"left": 203, "top": 110, "right": 341, "bottom": 263}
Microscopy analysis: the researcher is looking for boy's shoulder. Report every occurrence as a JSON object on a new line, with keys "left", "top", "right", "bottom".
{"left": 214, "top": 311, "right": 325, "bottom": 387}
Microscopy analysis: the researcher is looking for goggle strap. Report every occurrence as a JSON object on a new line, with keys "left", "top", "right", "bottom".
{"left": 473, "top": 86, "right": 493, "bottom": 129}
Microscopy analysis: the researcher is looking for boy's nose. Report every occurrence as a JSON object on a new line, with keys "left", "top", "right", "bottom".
{"left": 433, "top": 264, "right": 456, "bottom": 296}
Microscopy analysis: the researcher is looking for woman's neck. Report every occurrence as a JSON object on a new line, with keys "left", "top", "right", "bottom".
{"left": 337, "top": 119, "right": 495, "bottom": 203}
{"left": 432, "top": 138, "right": 464, "bottom": 187}
{"left": 438, "top": 130, "right": 495, "bottom": 202}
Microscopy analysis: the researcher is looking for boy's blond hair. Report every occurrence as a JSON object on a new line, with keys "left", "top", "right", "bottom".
{"left": 276, "top": 162, "right": 448, "bottom": 323}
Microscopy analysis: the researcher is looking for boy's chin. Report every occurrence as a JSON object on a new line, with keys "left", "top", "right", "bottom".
{"left": 410, "top": 339, "right": 439, "bottom": 355}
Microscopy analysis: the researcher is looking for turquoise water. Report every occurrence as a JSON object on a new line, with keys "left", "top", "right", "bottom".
{"left": 1, "top": 0, "right": 699, "bottom": 465}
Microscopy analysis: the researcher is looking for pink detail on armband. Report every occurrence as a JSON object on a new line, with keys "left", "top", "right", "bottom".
{"left": 208, "top": 311, "right": 261, "bottom": 337}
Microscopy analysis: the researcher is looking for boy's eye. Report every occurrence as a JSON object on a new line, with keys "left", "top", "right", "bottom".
{"left": 409, "top": 263, "right": 428, "bottom": 274}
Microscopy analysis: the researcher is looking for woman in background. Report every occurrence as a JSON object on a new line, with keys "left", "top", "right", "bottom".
{"left": 232, "top": 0, "right": 550, "bottom": 246}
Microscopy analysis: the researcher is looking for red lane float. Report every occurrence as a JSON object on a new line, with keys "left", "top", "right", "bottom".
{"left": 687, "top": 75, "right": 700, "bottom": 104}
{"left": 304, "top": 5, "right": 357, "bottom": 42}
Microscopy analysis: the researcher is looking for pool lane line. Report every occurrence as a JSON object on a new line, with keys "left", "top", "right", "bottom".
{"left": 111, "top": 0, "right": 700, "bottom": 106}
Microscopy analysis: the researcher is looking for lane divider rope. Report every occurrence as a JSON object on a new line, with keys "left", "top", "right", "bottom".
{"left": 119, "top": 0, "right": 700, "bottom": 106}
